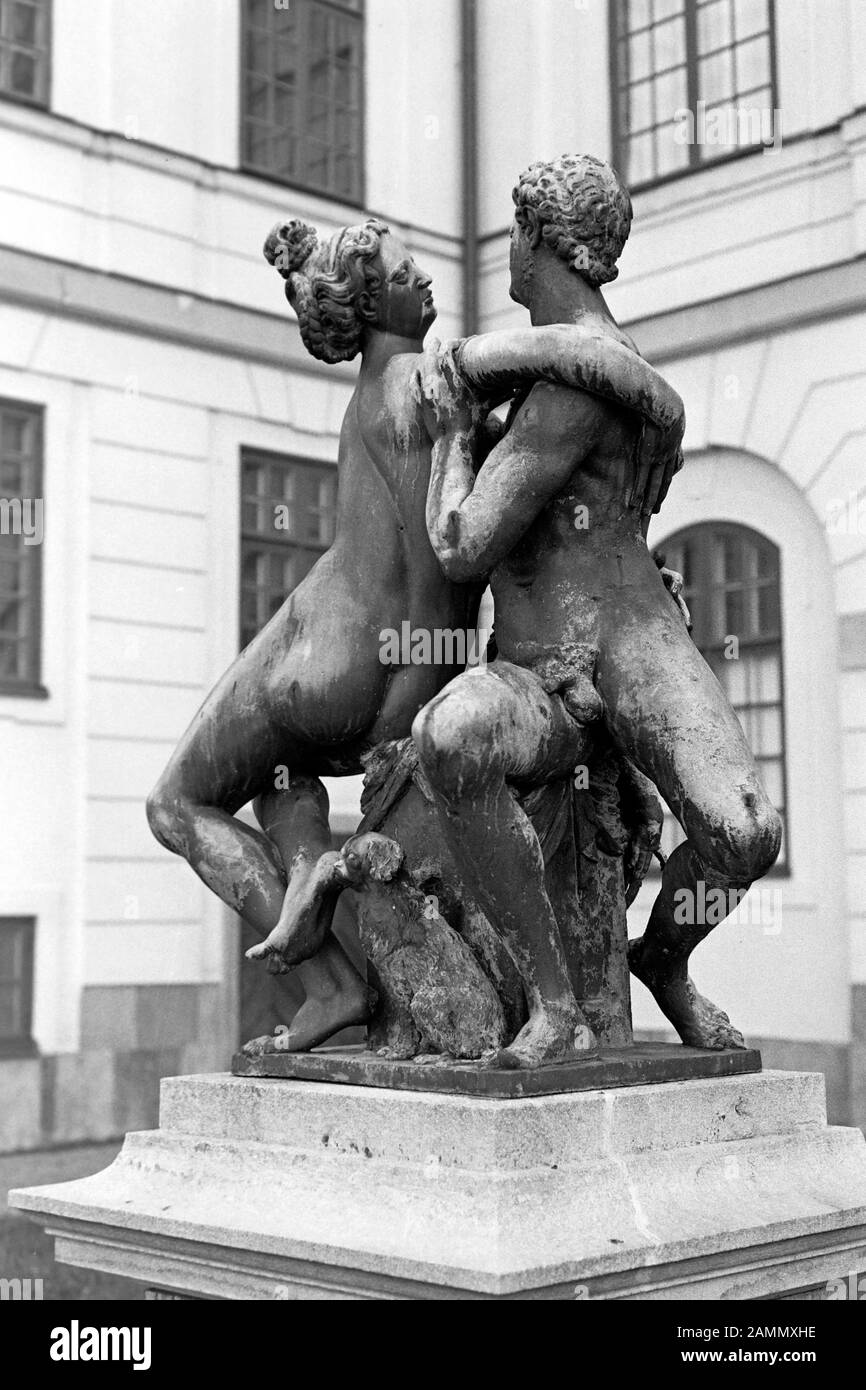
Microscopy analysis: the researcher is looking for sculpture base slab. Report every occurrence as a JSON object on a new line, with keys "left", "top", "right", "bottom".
{"left": 11, "top": 1068, "right": 866, "bottom": 1300}
{"left": 231, "top": 1041, "right": 762, "bottom": 1098}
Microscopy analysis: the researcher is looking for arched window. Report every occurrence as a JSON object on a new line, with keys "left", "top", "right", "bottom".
{"left": 659, "top": 522, "right": 788, "bottom": 870}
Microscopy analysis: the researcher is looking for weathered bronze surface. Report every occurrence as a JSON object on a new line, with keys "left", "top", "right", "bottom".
{"left": 231, "top": 1042, "right": 762, "bottom": 1098}
{"left": 148, "top": 153, "right": 781, "bottom": 1079}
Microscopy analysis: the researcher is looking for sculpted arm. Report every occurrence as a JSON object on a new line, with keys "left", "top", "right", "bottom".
{"left": 426, "top": 382, "right": 602, "bottom": 582}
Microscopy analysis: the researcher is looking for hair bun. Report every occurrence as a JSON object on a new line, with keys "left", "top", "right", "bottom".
{"left": 263, "top": 220, "right": 319, "bottom": 278}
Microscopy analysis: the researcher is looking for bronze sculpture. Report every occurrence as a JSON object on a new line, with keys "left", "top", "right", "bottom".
{"left": 147, "top": 154, "right": 780, "bottom": 1070}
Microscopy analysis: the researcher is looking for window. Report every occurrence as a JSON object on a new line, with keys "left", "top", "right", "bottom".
{"left": 0, "top": 0, "right": 50, "bottom": 106}
{"left": 659, "top": 522, "right": 788, "bottom": 868}
{"left": 240, "top": 448, "right": 337, "bottom": 649}
{"left": 610, "top": 0, "right": 777, "bottom": 188}
{"left": 241, "top": 0, "right": 364, "bottom": 202}
{"left": 0, "top": 399, "right": 44, "bottom": 695}
{"left": 0, "top": 918, "right": 35, "bottom": 1056}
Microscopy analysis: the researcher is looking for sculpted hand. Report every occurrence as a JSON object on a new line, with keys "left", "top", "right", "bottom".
{"left": 658, "top": 564, "right": 692, "bottom": 630}
{"left": 618, "top": 761, "right": 665, "bottom": 907}
{"left": 419, "top": 340, "right": 483, "bottom": 439}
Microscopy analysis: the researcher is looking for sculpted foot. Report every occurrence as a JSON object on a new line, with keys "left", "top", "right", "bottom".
{"left": 246, "top": 851, "right": 345, "bottom": 972}
{"left": 628, "top": 936, "right": 746, "bottom": 1050}
{"left": 495, "top": 1002, "right": 598, "bottom": 1069}
{"left": 242, "top": 983, "right": 377, "bottom": 1055}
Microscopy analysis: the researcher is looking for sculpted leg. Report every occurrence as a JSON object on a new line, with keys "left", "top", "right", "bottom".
{"left": 241, "top": 927, "right": 375, "bottom": 1054}
{"left": 146, "top": 611, "right": 327, "bottom": 935}
{"left": 147, "top": 758, "right": 289, "bottom": 937}
{"left": 246, "top": 779, "right": 342, "bottom": 969}
{"left": 413, "top": 664, "right": 598, "bottom": 1067}
{"left": 601, "top": 614, "right": 782, "bottom": 1048}
{"left": 148, "top": 602, "right": 376, "bottom": 937}
{"left": 242, "top": 783, "right": 375, "bottom": 1054}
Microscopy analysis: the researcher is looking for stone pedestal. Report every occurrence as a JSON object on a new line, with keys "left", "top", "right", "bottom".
{"left": 11, "top": 1069, "right": 866, "bottom": 1300}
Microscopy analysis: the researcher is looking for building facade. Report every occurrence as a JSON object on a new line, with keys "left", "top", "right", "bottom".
{"left": 1, "top": 0, "right": 864, "bottom": 1149}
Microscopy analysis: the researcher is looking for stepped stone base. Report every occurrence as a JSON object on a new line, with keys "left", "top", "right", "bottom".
{"left": 11, "top": 1069, "right": 866, "bottom": 1300}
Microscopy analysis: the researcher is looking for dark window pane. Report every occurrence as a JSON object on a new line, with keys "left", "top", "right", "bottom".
{"left": 0, "top": 919, "right": 34, "bottom": 1046}
{"left": 246, "top": 76, "right": 270, "bottom": 122}
{"left": 240, "top": 449, "right": 337, "bottom": 650}
{"left": 9, "top": 48, "right": 35, "bottom": 94}
{"left": 0, "top": 983, "right": 22, "bottom": 1036}
{"left": 0, "top": 398, "right": 42, "bottom": 691}
{"left": 0, "top": 0, "right": 48, "bottom": 104}
{"left": 0, "top": 637, "right": 22, "bottom": 679}
{"left": 11, "top": 1, "right": 36, "bottom": 44}
{"left": 241, "top": 0, "right": 363, "bottom": 201}
{"left": 757, "top": 580, "right": 780, "bottom": 635}
{"left": 0, "top": 926, "right": 22, "bottom": 979}
{"left": 724, "top": 586, "right": 745, "bottom": 637}
{"left": 613, "top": 0, "right": 775, "bottom": 185}
{"left": 2, "top": 411, "right": 33, "bottom": 455}
{"left": 0, "top": 595, "right": 23, "bottom": 634}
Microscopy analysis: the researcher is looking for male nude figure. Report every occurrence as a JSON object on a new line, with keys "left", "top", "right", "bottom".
{"left": 413, "top": 155, "right": 781, "bottom": 1068}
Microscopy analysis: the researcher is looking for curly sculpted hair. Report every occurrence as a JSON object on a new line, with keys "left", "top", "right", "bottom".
{"left": 512, "top": 154, "right": 632, "bottom": 287}
{"left": 263, "top": 217, "right": 390, "bottom": 364}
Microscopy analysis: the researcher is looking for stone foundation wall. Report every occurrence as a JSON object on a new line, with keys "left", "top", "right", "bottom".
{"left": 0, "top": 984, "right": 229, "bottom": 1153}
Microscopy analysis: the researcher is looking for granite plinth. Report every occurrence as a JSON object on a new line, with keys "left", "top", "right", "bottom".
{"left": 231, "top": 1042, "right": 762, "bottom": 1097}
{"left": 11, "top": 1069, "right": 866, "bottom": 1300}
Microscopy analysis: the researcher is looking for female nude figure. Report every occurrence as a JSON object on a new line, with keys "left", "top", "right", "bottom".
{"left": 147, "top": 216, "right": 482, "bottom": 1049}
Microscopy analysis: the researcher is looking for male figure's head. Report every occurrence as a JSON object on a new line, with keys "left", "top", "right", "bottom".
{"left": 509, "top": 154, "right": 632, "bottom": 307}
{"left": 264, "top": 218, "right": 436, "bottom": 363}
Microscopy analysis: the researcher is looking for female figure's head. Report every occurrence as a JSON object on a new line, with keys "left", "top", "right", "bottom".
{"left": 264, "top": 217, "right": 436, "bottom": 363}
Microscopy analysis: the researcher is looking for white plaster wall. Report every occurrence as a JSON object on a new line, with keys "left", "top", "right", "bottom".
{"left": 475, "top": 1, "right": 866, "bottom": 331}
{"left": 365, "top": 0, "right": 463, "bottom": 237}
{"left": 0, "top": 359, "right": 87, "bottom": 1054}
{"left": 52, "top": 0, "right": 240, "bottom": 164}
{"left": 475, "top": 0, "right": 612, "bottom": 238}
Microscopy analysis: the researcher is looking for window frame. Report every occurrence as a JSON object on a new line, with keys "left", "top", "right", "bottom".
{"left": 0, "top": 396, "right": 46, "bottom": 699}
{"left": 239, "top": 0, "right": 366, "bottom": 208}
{"left": 0, "top": 916, "right": 37, "bottom": 1058}
{"left": 660, "top": 520, "right": 790, "bottom": 876}
{"left": 0, "top": 0, "right": 52, "bottom": 111}
{"left": 239, "top": 445, "right": 338, "bottom": 652}
{"left": 608, "top": 0, "right": 779, "bottom": 194}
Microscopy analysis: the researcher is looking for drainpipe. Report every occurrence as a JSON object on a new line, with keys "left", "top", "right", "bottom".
{"left": 460, "top": 0, "right": 479, "bottom": 337}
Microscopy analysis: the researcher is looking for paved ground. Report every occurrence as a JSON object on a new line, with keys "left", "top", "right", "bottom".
{"left": 0, "top": 1143, "right": 145, "bottom": 1301}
